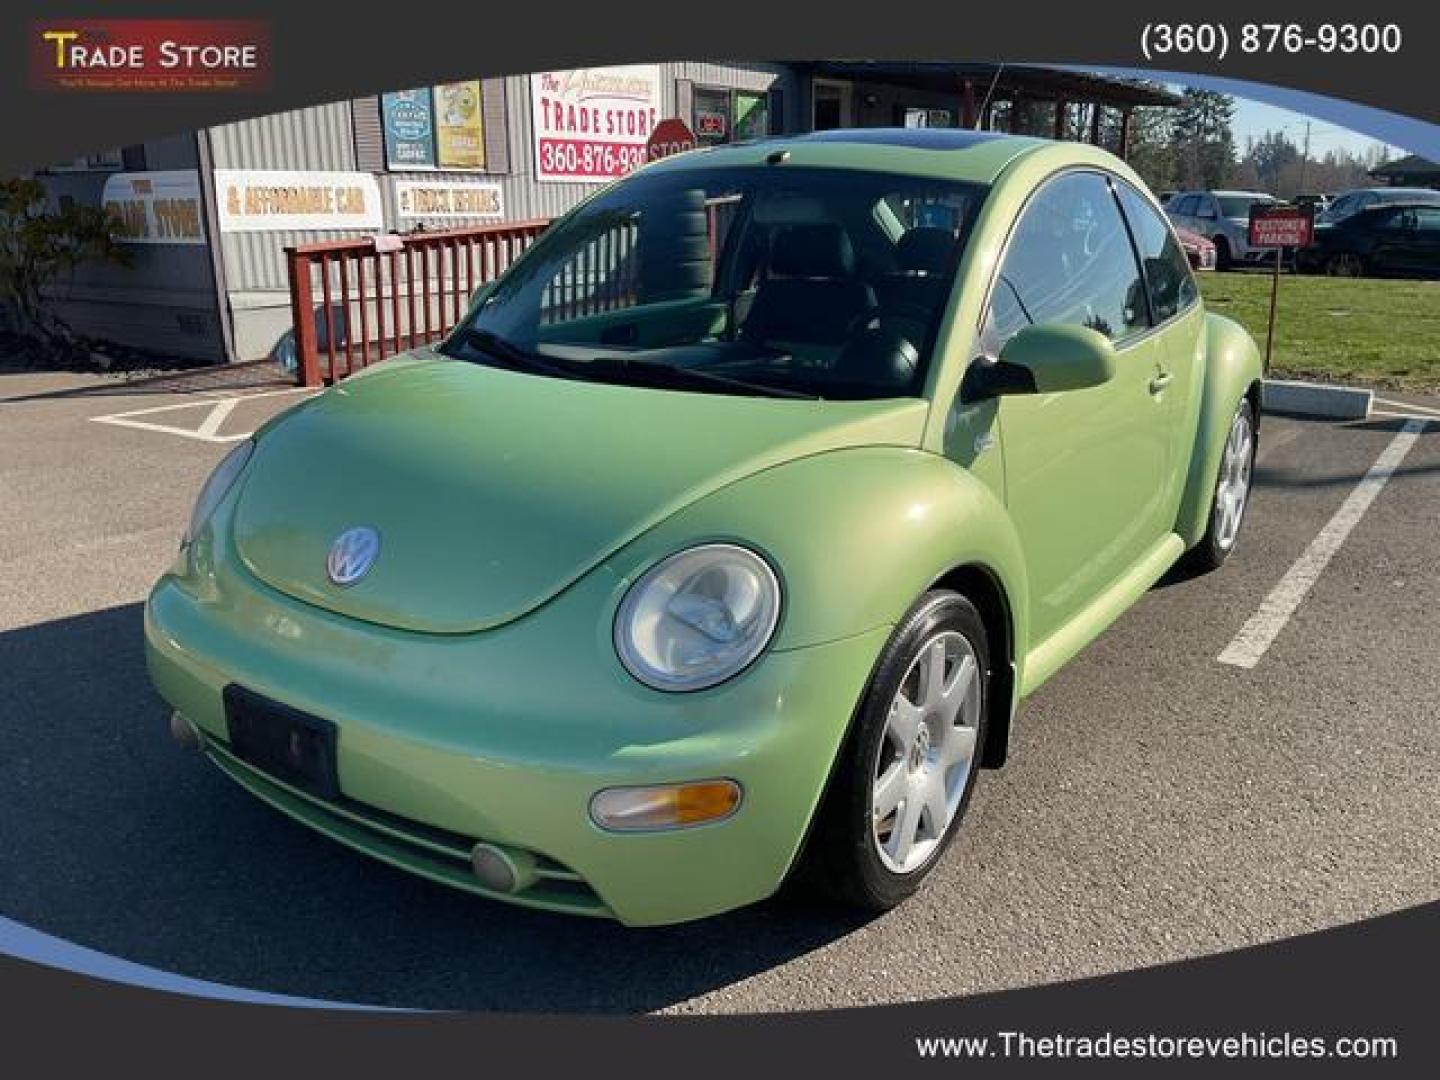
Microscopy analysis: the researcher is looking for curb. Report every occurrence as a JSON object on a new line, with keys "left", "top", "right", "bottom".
{"left": 1260, "top": 379, "right": 1372, "bottom": 421}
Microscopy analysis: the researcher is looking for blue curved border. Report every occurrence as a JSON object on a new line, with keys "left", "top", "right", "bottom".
{"left": 0, "top": 915, "right": 393, "bottom": 1010}
{"left": 1065, "top": 66, "right": 1440, "bottom": 159}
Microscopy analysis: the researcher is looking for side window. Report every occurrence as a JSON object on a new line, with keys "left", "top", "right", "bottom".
{"left": 1116, "top": 182, "right": 1198, "bottom": 323}
{"left": 1171, "top": 195, "right": 1196, "bottom": 216}
{"left": 1415, "top": 208, "right": 1440, "bottom": 232}
{"left": 982, "top": 171, "right": 1149, "bottom": 353}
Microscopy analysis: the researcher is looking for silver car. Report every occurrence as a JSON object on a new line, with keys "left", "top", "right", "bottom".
{"left": 1165, "top": 190, "right": 1279, "bottom": 269}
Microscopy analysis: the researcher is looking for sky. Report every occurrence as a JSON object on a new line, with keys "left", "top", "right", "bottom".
{"left": 1224, "top": 95, "right": 1398, "bottom": 160}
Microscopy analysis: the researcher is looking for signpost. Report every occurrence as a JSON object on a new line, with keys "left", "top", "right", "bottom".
{"left": 646, "top": 118, "right": 697, "bottom": 162}
{"left": 1248, "top": 204, "right": 1315, "bottom": 375}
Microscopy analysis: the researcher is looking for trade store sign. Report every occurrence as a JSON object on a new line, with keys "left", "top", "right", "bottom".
{"left": 1248, "top": 205, "right": 1314, "bottom": 249}
{"left": 530, "top": 65, "right": 660, "bottom": 184}
{"left": 393, "top": 179, "right": 504, "bottom": 222}
{"left": 214, "top": 169, "right": 383, "bottom": 232}
{"left": 101, "top": 170, "right": 205, "bottom": 244}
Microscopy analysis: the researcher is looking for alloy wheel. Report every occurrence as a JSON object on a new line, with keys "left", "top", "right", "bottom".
{"left": 1215, "top": 408, "right": 1255, "bottom": 552}
{"left": 870, "top": 630, "right": 981, "bottom": 874}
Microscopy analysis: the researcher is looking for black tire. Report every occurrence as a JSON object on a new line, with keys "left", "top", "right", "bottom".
{"left": 1326, "top": 252, "right": 1366, "bottom": 278}
{"left": 1185, "top": 397, "right": 1257, "bottom": 573}
{"left": 803, "top": 590, "right": 990, "bottom": 912}
{"left": 1213, "top": 235, "right": 1233, "bottom": 271}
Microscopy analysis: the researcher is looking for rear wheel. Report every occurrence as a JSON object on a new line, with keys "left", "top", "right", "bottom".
{"left": 1326, "top": 252, "right": 1366, "bottom": 278}
{"left": 1213, "top": 235, "right": 1233, "bottom": 271}
{"left": 805, "top": 591, "right": 989, "bottom": 911}
{"left": 1186, "top": 398, "right": 1257, "bottom": 572}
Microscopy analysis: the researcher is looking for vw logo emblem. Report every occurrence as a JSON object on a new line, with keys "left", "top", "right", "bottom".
{"left": 326, "top": 526, "right": 381, "bottom": 587}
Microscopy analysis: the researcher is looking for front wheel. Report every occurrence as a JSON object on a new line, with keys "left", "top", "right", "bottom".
{"left": 1186, "top": 398, "right": 1257, "bottom": 572}
{"left": 1326, "top": 252, "right": 1366, "bottom": 278}
{"left": 804, "top": 591, "right": 989, "bottom": 911}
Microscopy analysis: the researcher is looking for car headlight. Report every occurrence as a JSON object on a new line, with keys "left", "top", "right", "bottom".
{"left": 184, "top": 439, "right": 254, "bottom": 546}
{"left": 614, "top": 543, "right": 781, "bottom": 692}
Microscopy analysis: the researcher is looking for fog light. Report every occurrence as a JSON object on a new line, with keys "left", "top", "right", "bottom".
{"left": 590, "top": 780, "right": 743, "bottom": 832}
{"left": 469, "top": 843, "right": 539, "bottom": 894}
{"left": 169, "top": 710, "right": 203, "bottom": 749}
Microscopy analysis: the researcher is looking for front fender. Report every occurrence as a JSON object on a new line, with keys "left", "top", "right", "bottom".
{"left": 1176, "top": 313, "right": 1264, "bottom": 547}
{"left": 604, "top": 446, "right": 1030, "bottom": 662}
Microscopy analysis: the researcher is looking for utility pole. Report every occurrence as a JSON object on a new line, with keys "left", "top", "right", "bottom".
{"left": 1297, "top": 120, "right": 1312, "bottom": 194}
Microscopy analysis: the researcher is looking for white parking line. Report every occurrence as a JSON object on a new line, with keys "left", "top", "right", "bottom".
{"left": 89, "top": 386, "right": 317, "bottom": 443}
{"left": 1218, "top": 418, "right": 1429, "bottom": 670}
{"left": 1374, "top": 397, "right": 1440, "bottom": 418}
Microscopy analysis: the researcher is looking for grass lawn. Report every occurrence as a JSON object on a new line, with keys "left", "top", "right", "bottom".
{"left": 1197, "top": 271, "right": 1440, "bottom": 391}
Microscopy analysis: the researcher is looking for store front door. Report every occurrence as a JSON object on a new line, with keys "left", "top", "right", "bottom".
{"left": 812, "top": 79, "right": 853, "bottom": 130}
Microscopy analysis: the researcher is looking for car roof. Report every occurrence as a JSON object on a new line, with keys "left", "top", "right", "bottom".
{"left": 1352, "top": 201, "right": 1440, "bottom": 213}
{"left": 1338, "top": 186, "right": 1440, "bottom": 197}
{"left": 640, "top": 128, "right": 1053, "bottom": 185}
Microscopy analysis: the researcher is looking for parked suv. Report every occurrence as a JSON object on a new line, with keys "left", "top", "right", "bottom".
{"left": 1166, "top": 190, "right": 1279, "bottom": 269}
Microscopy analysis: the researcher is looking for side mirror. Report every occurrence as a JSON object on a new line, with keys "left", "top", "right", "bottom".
{"left": 969, "top": 324, "right": 1116, "bottom": 398}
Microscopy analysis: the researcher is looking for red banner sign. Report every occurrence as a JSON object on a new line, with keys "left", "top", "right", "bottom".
{"left": 1248, "top": 205, "right": 1314, "bottom": 249}
{"left": 30, "top": 19, "right": 271, "bottom": 91}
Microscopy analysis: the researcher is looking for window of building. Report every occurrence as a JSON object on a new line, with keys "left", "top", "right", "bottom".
{"left": 983, "top": 171, "right": 1148, "bottom": 353}
{"left": 734, "top": 92, "right": 769, "bottom": 142}
{"left": 1115, "top": 181, "right": 1197, "bottom": 323}
{"left": 693, "top": 87, "right": 731, "bottom": 146}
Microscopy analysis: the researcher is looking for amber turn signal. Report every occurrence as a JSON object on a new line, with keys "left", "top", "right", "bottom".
{"left": 589, "top": 780, "right": 743, "bottom": 831}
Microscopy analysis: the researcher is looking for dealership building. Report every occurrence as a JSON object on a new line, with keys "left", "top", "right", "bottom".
{"left": 31, "top": 62, "right": 1176, "bottom": 366}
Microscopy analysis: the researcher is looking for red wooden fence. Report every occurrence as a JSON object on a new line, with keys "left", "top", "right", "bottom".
{"left": 284, "top": 221, "right": 550, "bottom": 387}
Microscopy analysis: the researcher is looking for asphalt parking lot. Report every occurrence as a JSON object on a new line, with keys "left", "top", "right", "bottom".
{"left": 1, "top": 364, "right": 1437, "bottom": 1014}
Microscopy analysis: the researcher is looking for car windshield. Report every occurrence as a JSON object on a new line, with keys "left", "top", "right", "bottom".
{"left": 441, "top": 165, "right": 988, "bottom": 400}
{"left": 1217, "top": 195, "right": 1276, "bottom": 218}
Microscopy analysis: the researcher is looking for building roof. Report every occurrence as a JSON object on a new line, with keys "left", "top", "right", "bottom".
{"left": 1370, "top": 154, "right": 1440, "bottom": 180}
{"left": 795, "top": 62, "right": 1181, "bottom": 108}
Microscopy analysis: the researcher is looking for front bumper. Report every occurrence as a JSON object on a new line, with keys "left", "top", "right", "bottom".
{"left": 144, "top": 542, "right": 888, "bottom": 926}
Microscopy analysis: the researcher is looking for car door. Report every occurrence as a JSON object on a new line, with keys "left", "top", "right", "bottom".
{"left": 1368, "top": 209, "right": 1411, "bottom": 274}
{"left": 1114, "top": 180, "right": 1204, "bottom": 521}
{"left": 981, "top": 170, "right": 1172, "bottom": 645}
{"left": 1412, "top": 208, "right": 1440, "bottom": 276}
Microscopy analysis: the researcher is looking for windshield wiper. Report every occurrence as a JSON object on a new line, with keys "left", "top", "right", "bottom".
{"left": 449, "top": 328, "right": 587, "bottom": 381}
{"left": 586, "top": 356, "right": 820, "bottom": 400}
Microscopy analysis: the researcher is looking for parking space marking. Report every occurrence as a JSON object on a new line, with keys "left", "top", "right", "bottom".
{"left": 1375, "top": 397, "right": 1440, "bottom": 418}
{"left": 89, "top": 387, "right": 316, "bottom": 443}
{"left": 1218, "top": 418, "right": 1428, "bottom": 669}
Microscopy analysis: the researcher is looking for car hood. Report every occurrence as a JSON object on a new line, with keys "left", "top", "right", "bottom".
{"left": 232, "top": 355, "right": 928, "bottom": 634}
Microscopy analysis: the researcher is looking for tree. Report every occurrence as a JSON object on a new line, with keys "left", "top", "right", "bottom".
{"left": 1169, "top": 88, "right": 1236, "bottom": 190}
{"left": 0, "top": 177, "right": 127, "bottom": 358}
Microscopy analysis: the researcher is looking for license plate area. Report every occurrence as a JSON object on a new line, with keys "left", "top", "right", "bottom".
{"left": 223, "top": 685, "right": 339, "bottom": 800}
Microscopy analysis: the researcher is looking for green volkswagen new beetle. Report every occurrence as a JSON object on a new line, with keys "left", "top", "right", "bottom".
{"left": 145, "top": 129, "right": 1261, "bottom": 925}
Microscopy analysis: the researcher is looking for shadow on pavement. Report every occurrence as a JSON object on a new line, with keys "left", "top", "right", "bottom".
{"left": 0, "top": 603, "right": 869, "bottom": 1013}
{"left": 0, "top": 361, "right": 292, "bottom": 405}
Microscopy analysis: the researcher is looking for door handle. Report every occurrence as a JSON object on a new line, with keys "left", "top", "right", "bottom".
{"left": 1149, "top": 370, "right": 1172, "bottom": 394}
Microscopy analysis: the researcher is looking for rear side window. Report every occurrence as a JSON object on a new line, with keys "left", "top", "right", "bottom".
{"left": 1116, "top": 183, "right": 1198, "bottom": 323}
{"left": 983, "top": 171, "right": 1148, "bottom": 352}
{"left": 1171, "top": 195, "right": 1197, "bottom": 216}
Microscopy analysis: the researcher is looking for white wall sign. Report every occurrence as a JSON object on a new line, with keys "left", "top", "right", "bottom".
{"left": 101, "top": 170, "right": 206, "bottom": 245}
{"left": 530, "top": 65, "right": 660, "bottom": 184}
{"left": 393, "top": 178, "right": 504, "bottom": 222}
{"left": 214, "top": 169, "right": 383, "bottom": 232}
